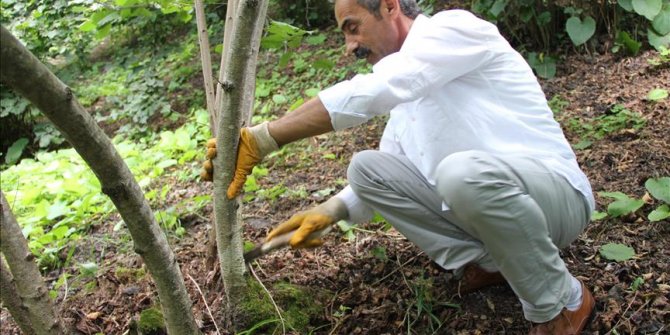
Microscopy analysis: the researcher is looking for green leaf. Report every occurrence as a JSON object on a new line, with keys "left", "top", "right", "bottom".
{"left": 649, "top": 27, "right": 670, "bottom": 50}
{"left": 598, "top": 191, "right": 645, "bottom": 217}
{"left": 591, "top": 211, "right": 608, "bottom": 220}
{"left": 489, "top": 0, "right": 509, "bottom": 17}
{"left": 305, "top": 33, "right": 326, "bottom": 45}
{"left": 566, "top": 16, "right": 596, "bottom": 46}
{"left": 645, "top": 177, "right": 670, "bottom": 203}
{"left": 647, "top": 88, "right": 668, "bottom": 101}
{"left": 572, "top": 139, "right": 593, "bottom": 150}
{"left": 652, "top": 5, "right": 670, "bottom": 35}
{"left": 47, "top": 202, "right": 70, "bottom": 220}
{"left": 618, "top": 0, "right": 634, "bottom": 11}
{"left": 632, "top": 0, "right": 662, "bottom": 20}
{"left": 79, "top": 20, "right": 96, "bottom": 32}
{"left": 600, "top": 243, "right": 635, "bottom": 261}
{"left": 616, "top": 31, "right": 641, "bottom": 55}
{"left": 272, "top": 94, "right": 288, "bottom": 104}
{"left": 648, "top": 204, "right": 670, "bottom": 221}
{"left": 5, "top": 138, "right": 29, "bottom": 165}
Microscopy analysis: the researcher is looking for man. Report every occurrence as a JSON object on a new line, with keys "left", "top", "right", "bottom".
{"left": 203, "top": 0, "right": 596, "bottom": 333}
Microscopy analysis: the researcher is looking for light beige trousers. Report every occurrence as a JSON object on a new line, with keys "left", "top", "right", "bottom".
{"left": 347, "top": 150, "right": 590, "bottom": 322}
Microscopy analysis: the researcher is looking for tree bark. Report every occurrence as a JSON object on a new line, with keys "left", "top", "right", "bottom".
{"left": 0, "top": 26, "right": 201, "bottom": 335}
{"left": 211, "top": 0, "right": 268, "bottom": 329}
{"left": 0, "top": 192, "right": 63, "bottom": 335}
{"left": 194, "top": 0, "right": 216, "bottom": 133}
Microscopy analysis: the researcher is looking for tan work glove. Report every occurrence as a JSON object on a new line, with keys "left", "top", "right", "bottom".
{"left": 266, "top": 197, "right": 348, "bottom": 248}
{"left": 200, "top": 122, "right": 278, "bottom": 199}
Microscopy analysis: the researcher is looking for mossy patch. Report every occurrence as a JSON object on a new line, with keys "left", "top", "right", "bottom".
{"left": 138, "top": 307, "right": 166, "bottom": 335}
{"left": 115, "top": 266, "right": 146, "bottom": 283}
{"left": 238, "top": 277, "right": 329, "bottom": 334}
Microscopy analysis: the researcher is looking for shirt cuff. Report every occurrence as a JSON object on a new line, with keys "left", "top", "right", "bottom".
{"left": 334, "top": 185, "right": 374, "bottom": 224}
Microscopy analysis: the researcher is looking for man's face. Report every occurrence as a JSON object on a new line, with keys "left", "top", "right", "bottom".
{"left": 335, "top": 0, "right": 402, "bottom": 64}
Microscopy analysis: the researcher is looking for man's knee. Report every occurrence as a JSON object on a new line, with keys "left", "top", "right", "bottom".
{"left": 347, "top": 150, "right": 384, "bottom": 192}
{"left": 435, "top": 151, "right": 500, "bottom": 214}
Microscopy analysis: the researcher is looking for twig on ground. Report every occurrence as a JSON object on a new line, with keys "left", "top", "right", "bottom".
{"left": 188, "top": 274, "right": 221, "bottom": 335}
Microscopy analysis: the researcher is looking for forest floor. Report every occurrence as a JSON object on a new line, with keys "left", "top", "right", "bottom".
{"left": 2, "top": 29, "right": 670, "bottom": 335}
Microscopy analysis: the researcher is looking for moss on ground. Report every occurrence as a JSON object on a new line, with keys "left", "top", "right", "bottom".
{"left": 138, "top": 307, "right": 166, "bottom": 334}
{"left": 238, "top": 277, "right": 329, "bottom": 333}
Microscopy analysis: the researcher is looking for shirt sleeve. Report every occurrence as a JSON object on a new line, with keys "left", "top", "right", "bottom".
{"left": 318, "top": 11, "right": 496, "bottom": 131}
{"left": 334, "top": 185, "right": 375, "bottom": 224}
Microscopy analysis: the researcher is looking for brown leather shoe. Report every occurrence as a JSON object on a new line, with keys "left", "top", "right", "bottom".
{"left": 458, "top": 263, "right": 507, "bottom": 294}
{"left": 529, "top": 281, "right": 595, "bottom": 335}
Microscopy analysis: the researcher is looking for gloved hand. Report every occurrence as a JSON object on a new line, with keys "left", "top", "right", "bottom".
{"left": 266, "top": 197, "right": 348, "bottom": 248}
{"left": 200, "top": 122, "right": 278, "bottom": 199}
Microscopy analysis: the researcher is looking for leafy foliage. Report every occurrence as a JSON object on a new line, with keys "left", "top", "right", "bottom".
{"left": 0, "top": 109, "right": 210, "bottom": 270}
{"left": 569, "top": 104, "right": 646, "bottom": 149}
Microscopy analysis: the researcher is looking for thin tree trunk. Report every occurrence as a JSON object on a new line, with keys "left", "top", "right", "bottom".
{"left": 205, "top": 0, "right": 239, "bottom": 269}
{"left": 0, "top": 192, "right": 63, "bottom": 335}
{"left": 0, "top": 256, "right": 35, "bottom": 335}
{"left": 212, "top": 0, "right": 268, "bottom": 328}
{"left": 194, "top": 0, "right": 216, "bottom": 133}
{"left": 0, "top": 26, "right": 201, "bottom": 335}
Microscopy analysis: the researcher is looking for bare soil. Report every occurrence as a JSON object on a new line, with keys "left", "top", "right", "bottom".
{"left": 1, "top": 45, "right": 669, "bottom": 335}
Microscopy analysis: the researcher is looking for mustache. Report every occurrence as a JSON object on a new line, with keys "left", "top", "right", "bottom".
{"left": 354, "top": 47, "right": 371, "bottom": 59}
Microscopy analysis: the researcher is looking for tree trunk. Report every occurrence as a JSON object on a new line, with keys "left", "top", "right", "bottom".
{"left": 0, "top": 192, "right": 63, "bottom": 335}
{"left": 0, "top": 26, "right": 201, "bottom": 335}
{"left": 194, "top": 0, "right": 216, "bottom": 133}
{"left": 211, "top": 0, "right": 268, "bottom": 329}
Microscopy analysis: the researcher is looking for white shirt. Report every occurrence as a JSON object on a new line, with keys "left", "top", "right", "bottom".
{"left": 318, "top": 10, "right": 595, "bottom": 223}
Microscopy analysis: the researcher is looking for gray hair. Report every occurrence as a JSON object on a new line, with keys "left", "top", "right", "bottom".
{"left": 356, "top": 0, "right": 422, "bottom": 19}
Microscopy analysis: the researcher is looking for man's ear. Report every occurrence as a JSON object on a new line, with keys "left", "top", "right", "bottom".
{"left": 382, "top": 0, "right": 399, "bottom": 16}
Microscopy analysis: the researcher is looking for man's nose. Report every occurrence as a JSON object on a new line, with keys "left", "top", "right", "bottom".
{"left": 345, "top": 38, "right": 358, "bottom": 56}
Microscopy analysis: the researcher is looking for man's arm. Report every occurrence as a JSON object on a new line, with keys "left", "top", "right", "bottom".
{"left": 268, "top": 96, "right": 334, "bottom": 146}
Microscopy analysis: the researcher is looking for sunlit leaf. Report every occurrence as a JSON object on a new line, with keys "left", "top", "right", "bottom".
{"left": 598, "top": 191, "right": 645, "bottom": 217}
{"left": 600, "top": 243, "right": 635, "bottom": 261}
{"left": 648, "top": 204, "right": 670, "bottom": 221}
{"left": 645, "top": 177, "right": 670, "bottom": 203}
{"left": 647, "top": 88, "right": 668, "bottom": 101}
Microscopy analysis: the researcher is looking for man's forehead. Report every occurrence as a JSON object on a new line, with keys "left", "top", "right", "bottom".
{"left": 334, "top": 0, "right": 364, "bottom": 27}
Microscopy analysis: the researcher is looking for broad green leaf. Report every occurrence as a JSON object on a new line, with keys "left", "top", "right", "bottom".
{"left": 648, "top": 27, "right": 670, "bottom": 50}
{"left": 652, "top": 5, "right": 670, "bottom": 35}
{"left": 647, "top": 88, "right": 669, "bottom": 101}
{"left": 619, "top": 0, "right": 634, "bottom": 11}
{"left": 305, "top": 34, "right": 327, "bottom": 45}
{"left": 648, "top": 204, "right": 670, "bottom": 221}
{"left": 645, "top": 177, "right": 670, "bottom": 203}
{"left": 600, "top": 243, "right": 635, "bottom": 261}
{"left": 566, "top": 16, "right": 596, "bottom": 46}
{"left": 598, "top": 191, "right": 644, "bottom": 217}
{"left": 5, "top": 138, "right": 29, "bottom": 165}
{"left": 591, "top": 211, "right": 608, "bottom": 220}
{"left": 272, "top": 94, "right": 288, "bottom": 104}
{"left": 632, "top": 0, "right": 663, "bottom": 20}
{"left": 79, "top": 20, "right": 96, "bottom": 32}
{"left": 47, "top": 202, "right": 70, "bottom": 220}
{"left": 490, "top": 0, "right": 509, "bottom": 17}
